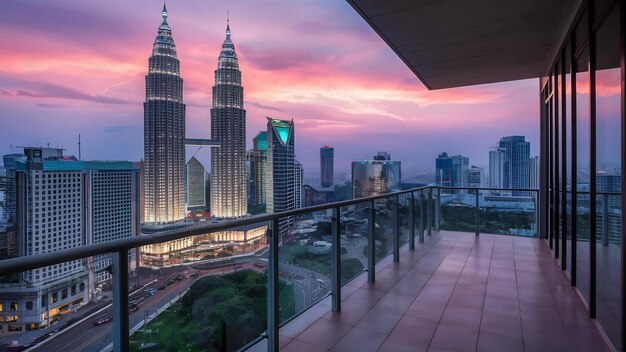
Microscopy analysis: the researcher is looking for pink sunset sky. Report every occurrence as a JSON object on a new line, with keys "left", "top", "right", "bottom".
{"left": 0, "top": 0, "right": 543, "bottom": 178}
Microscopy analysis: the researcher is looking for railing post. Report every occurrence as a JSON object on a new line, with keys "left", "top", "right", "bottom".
{"left": 331, "top": 207, "right": 341, "bottom": 311}
{"left": 267, "top": 219, "right": 280, "bottom": 352}
{"left": 419, "top": 192, "right": 425, "bottom": 243}
{"left": 409, "top": 192, "right": 415, "bottom": 250}
{"left": 427, "top": 189, "right": 432, "bottom": 236}
{"left": 475, "top": 189, "right": 480, "bottom": 236}
{"left": 435, "top": 188, "right": 441, "bottom": 231}
{"left": 393, "top": 195, "right": 400, "bottom": 262}
{"left": 602, "top": 193, "right": 609, "bottom": 246}
{"left": 534, "top": 192, "right": 539, "bottom": 236}
{"left": 368, "top": 200, "right": 376, "bottom": 282}
{"left": 112, "top": 250, "right": 129, "bottom": 352}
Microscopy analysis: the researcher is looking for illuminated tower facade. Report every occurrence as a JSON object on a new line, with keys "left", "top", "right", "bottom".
{"left": 210, "top": 21, "right": 247, "bottom": 218}
{"left": 143, "top": 5, "right": 186, "bottom": 223}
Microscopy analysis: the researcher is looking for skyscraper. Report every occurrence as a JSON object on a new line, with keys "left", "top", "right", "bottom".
{"left": 0, "top": 147, "right": 140, "bottom": 331}
{"left": 451, "top": 155, "right": 469, "bottom": 187}
{"left": 529, "top": 156, "right": 539, "bottom": 190}
{"left": 210, "top": 21, "right": 247, "bottom": 218}
{"left": 266, "top": 118, "right": 295, "bottom": 234}
{"left": 352, "top": 154, "right": 401, "bottom": 198}
{"left": 320, "top": 146, "right": 334, "bottom": 187}
{"left": 186, "top": 157, "right": 205, "bottom": 209}
{"left": 489, "top": 148, "right": 505, "bottom": 188}
{"left": 294, "top": 160, "right": 303, "bottom": 209}
{"left": 435, "top": 152, "right": 453, "bottom": 187}
{"left": 498, "top": 136, "right": 530, "bottom": 190}
{"left": 143, "top": 4, "right": 186, "bottom": 224}
{"left": 251, "top": 131, "right": 268, "bottom": 206}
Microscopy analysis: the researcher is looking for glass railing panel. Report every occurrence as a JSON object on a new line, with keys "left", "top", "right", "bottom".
{"left": 279, "top": 210, "right": 330, "bottom": 321}
{"left": 1, "top": 254, "right": 114, "bottom": 352}
{"left": 374, "top": 196, "right": 395, "bottom": 264}
{"left": 398, "top": 193, "right": 410, "bottom": 247}
{"left": 339, "top": 201, "right": 369, "bottom": 285}
{"left": 565, "top": 191, "right": 572, "bottom": 277}
{"left": 439, "top": 188, "right": 476, "bottom": 233}
{"left": 129, "top": 221, "right": 270, "bottom": 352}
{"left": 576, "top": 192, "right": 591, "bottom": 306}
{"left": 478, "top": 189, "right": 538, "bottom": 237}
{"left": 596, "top": 192, "right": 622, "bottom": 350}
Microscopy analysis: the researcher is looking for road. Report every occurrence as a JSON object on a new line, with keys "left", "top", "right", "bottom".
{"left": 25, "top": 220, "right": 363, "bottom": 352}
{"left": 30, "top": 263, "right": 252, "bottom": 352}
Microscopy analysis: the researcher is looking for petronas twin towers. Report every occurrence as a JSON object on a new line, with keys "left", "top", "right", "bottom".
{"left": 143, "top": 5, "right": 246, "bottom": 224}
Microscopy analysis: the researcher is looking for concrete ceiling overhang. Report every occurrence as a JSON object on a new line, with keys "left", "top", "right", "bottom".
{"left": 347, "top": 0, "right": 582, "bottom": 90}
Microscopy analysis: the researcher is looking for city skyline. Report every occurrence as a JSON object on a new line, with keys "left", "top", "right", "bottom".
{"left": 0, "top": 0, "right": 546, "bottom": 174}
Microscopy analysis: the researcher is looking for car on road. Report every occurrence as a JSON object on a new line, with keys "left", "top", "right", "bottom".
{"left": 93, "top": 314, "right": 113, "bottom": 326}
{"left": 144, "top": 288, "right": 157, "bottom": 297}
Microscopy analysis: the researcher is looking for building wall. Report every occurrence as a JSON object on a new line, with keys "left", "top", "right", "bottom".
{"left": 186, "top": 157, "right": 205, "bottom": 209}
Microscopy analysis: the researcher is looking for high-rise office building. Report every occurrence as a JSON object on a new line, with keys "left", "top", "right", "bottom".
{"left": 210, "top": 21, "right": 247, "bottom": 218}
{"left": 436, "top": 152, "right": 453, "bottom": 187}
{"left": 320, "top": 146, "right": 334, "bottom": 187}
{"left": 529, "top": 156, "right": 539, "bottom": 190}
{"left": 467, "top": 166, "right": 485, "bottom": 188}
{"left": 204, "top": 172, "right": 211, "bottom": 213}
{"left": 143, "top": 4, "right": 186, "bottom": 224}
{"left": 87, "top": 163, "right": 141, "bottom": 284}
{"left": 352, "top": 154, "right": 401, "bottom": 198}
{"left": 266, "top": 118, "right": 295, "bottom": 234}
{"left": 251, "top": 131, "right": 268, "bottom": 206}
{"left": 186, "top": 157, "right": 205, "bottom": 209}
{"left": 451, "top": 155, "right": 469, "bottom": 187}
{"left": 0, "top": 154, "right": 25, "bottom": 260}
{"left": 489, "top": 148, "right": 505, "bottom": 188}
{"left": 294, "top": 160, "right": 303, "bottom": 209}
{"left": 498, "top": 136, "right": 530, "bottom": 190}
{"left": 0, "top": 147, "right": 140, "bottom": 331}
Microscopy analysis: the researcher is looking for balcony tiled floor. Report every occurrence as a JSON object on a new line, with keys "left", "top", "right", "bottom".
{"left": 248, "top": 231, "right": 610, "bottom": 352}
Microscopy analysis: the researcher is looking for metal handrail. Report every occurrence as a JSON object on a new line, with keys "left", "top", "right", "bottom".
{"left": 562, "top": 190, "right": 621, "bottom": 196}
{"left": 0, "top": 185, "right": 537, "bottom": 275}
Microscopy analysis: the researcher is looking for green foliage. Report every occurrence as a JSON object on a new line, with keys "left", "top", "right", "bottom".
{"left": 440, "top": 203, "right": 535, "bottom": 235}
{"left": 131, "top": 271, "right": 294, "bottom": 352}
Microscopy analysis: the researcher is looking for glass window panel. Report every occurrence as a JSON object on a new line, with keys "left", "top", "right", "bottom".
{"left": 575, "top": 44, "right": 590, "bottom": 306}
{"left": 593, "top": 4, "right": 621, "bottom": 349}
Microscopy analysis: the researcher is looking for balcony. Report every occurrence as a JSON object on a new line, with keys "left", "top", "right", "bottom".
{"left": 0, "top": 186, "right": 612, "bottom": 351}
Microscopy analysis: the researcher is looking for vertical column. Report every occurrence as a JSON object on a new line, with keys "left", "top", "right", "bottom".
{"left": 267, "top": 219, "right": 280, "bottom": 352}
{"left": 617, "top": 0, "right": 626, "bottom": 350}
{"left": 368, "top": 200, "right": 376, "bottom": 283}
{"left": 409, "top": 192, "right": 415, "bottom": 250}
{"left": 112, "top": 250, "right": 129, "bottom": 352}
{"left": 435, "top": 188, "right": 441, "bottom": 231}
{"left": 419, "top": 192, "right": 425, "bottom": 243}
{"left": 393, "top": 195, "right": 400, "bottom": 262}
{"left": 427, "top": 189, "right": 432, "bottom": 236}
{"left": 570, "top": 31, "right": 578, "bottom": 287}
{"left": 588, "top": 0, "right": 597, "bottom": 318}
{"left": 561, "top": 50, "right": 568, "bottom": 270}
{"left": 331, "top": 207, "right": 341, "bottom": 311}
{"left": 475, "top": 189, "right": 480, "bottom": 236}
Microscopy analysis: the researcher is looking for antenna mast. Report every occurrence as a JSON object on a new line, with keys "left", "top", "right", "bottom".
{"left": 78, "top": 134, "right": 82, "bottom": 160}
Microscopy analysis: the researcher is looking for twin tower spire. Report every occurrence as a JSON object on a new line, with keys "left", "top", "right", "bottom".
{"left": 143, "top": 4, "right": 247, "bottom": 223}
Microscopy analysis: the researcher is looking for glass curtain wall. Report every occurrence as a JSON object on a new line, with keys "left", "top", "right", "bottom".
{"left": 542, "top": 1, "right": 623, "bottom": 349}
